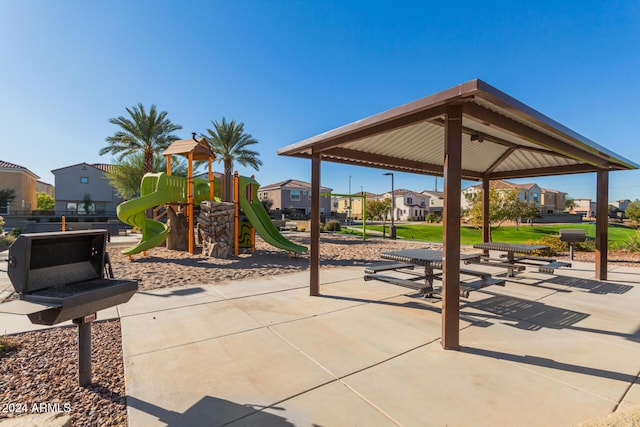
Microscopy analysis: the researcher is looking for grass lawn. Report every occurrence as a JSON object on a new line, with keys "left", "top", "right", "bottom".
{"left": 353, "top": 223, "right": 636, "bottom": 246}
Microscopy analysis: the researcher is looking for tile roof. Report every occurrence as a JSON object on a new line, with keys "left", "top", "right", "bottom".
{"left": 260, "top": 179, "right": 332, "bottom": 192}
{"left": 0, "top": 160, "right": 39, "bottom": 178}
{"left": 0, "top": 160, "right": 28, "bottom": 170}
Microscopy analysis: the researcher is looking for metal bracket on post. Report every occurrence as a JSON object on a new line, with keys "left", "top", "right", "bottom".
{"left": 73, "top": 313, "right": 96, "bottom": 387}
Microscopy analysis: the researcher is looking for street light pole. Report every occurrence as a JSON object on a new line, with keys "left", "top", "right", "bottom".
{"left": 383, "top": 172, "right": 396, "bottom": 239}
{"left": 348, "top": 175, "right": 352, "bottom": 225}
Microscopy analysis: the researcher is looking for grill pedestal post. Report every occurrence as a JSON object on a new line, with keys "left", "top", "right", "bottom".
{"left": 74, "top": 314, "right": 95, "bottom": 387}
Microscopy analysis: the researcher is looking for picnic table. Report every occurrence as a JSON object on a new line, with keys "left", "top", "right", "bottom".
{"left": 364, "top": 249, "right": 504, "bottom": 298}
{"left": 472, "top": 242, "right": 571, "bottom": 276}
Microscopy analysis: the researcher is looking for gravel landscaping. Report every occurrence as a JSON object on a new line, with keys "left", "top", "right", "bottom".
{"left": 0, "top": 320, "right": 127, "bottom": 426}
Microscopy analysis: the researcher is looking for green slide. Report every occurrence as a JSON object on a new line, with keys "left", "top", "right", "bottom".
{"left": 238, "top": 176, "right": 308, "bottom": 255}
{"left": 117, "top": 173, "right": 175, "bottom": 255}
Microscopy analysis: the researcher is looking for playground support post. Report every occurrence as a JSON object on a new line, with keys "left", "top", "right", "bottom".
{"left": 249, "top": 175, "right": 255, "bottom": 254}
{"left": 234, "top": 171, "right": 239, "bottom": 257}
{"left": 187, "top": 152, "right": 194, "bottom": 254}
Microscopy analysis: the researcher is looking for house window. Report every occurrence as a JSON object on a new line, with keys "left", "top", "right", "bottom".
{"left": 407, "top": 197, "right": 413, "bottom": 204}
{"left": 81, "top": 177, "right": 89, "bottom": 184}
{"left": 290, "top": 190, "right": 300, "bottom": 201}
{"left": 66, "top": 202, "right": 77, "bottom": 214}
{"left": 420, "top": 198, "right": 425, "bottom": 207}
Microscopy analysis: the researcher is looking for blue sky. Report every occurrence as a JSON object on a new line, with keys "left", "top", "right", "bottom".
{"left": 1, "top": 1, "right": 639, "bottom": 201}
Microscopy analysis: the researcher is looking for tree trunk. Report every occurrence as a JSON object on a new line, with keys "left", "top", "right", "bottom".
{"left": 166, "top": 206, "right": 189, "bottom": 251}
{"left": 224, "top": 160, "right": 233, "bottom": 202}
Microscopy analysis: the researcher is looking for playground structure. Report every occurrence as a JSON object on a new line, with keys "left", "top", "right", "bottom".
{"left": 116, "top": 136, "right": 307, "bottom": 257}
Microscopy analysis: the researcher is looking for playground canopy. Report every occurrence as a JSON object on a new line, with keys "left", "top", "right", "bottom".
{"left": 277, "top": 78, "right": 638, "bottom": 350}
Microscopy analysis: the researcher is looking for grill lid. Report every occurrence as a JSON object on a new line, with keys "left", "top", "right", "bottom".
{"left": 8, "top": 230, "right": 107, "bottom": 294}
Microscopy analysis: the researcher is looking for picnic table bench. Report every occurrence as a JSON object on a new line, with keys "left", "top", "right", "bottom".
{"left": 364, "top": 249, "right": 505, "bottom": 298}
{"left": 472, "top": 242, "right": 571, "bottom": 276}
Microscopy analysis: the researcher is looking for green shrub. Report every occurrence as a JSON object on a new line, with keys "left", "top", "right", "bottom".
{"left": 575, "top": 239, "right": 595, "bottom": 252}
{"left": 530, "top": 235, "right": 566, "bottom": 256}
{"left": 613, "top": 231, "right": 640, "bottom": 252}
{"left": 325, "top": 220, "right": 341, "bottom": 232}
{"left": 425, "top": 213, "right": 441, "bottom": 223}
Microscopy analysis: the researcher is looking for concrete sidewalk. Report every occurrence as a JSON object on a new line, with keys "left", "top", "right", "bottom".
{"left": 118, "top": 262, "right": 640, "bottom": 427}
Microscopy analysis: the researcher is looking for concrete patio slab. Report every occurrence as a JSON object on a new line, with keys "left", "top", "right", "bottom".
{"left": 228, "top": 285, "right": 367, "bottom": 326}
{"left": 343, "top": 342, "right": 617, "bottom": 427}
{"left": 120, "top": 299, "right": 263, "bottom": 357}
{"left": 124, "top": 328, "right": 335, "bottom": 427}
{"left": 236, "top": 381, "right": 397, "bottom": 426}
{"left": 270, "top": 295, "right": 444, "bottom": 378}
{"left": 212, "top": 275, "right": 307, "bottom": 299}
{"left": 459, "top": 313, "right": 639, "bottom": 404}
{"left": 620, "top": 378, "right": 640, "bottom": 409}
{"left": 117, "top": 284, "right": 223, "bottom": 317}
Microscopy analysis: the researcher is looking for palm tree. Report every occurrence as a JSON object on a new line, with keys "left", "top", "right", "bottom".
{"left": 203, "top": 118, "right": 262, "bottom": 201}
{"left": 100, "top": 103, "right": 182, "bottom": 174}
{"left": 107, "top": 152, "right": 188, "bottom": 199}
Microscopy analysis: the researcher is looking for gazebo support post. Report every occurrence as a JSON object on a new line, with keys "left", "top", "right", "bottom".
{"left": 310, "top": 151, "right": 321, "bottom": 296}
{"left": 481, "top": 176, "right": 490, "bottom": 244}
{"left": 442, "top": 105, "right": 463, "bottom": 350}
{"left": 595, "top": 170, "right": 609, "bottom": 280}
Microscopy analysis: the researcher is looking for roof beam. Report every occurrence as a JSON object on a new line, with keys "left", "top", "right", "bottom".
{"left": 321, "top": 147, "right": 484, "bottom": 179}
{"left": 489, "top": 163, "right": 599, "bottom": 179}
{"left": 463, "top": 103, "right": 610, "bottom": 168}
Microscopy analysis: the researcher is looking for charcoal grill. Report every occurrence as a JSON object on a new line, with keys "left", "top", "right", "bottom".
{"left": 2, "top": 230, "right": 138, "bottom": 386}
{"left": 559, "top": 229, "right": 587, "bottom": 260}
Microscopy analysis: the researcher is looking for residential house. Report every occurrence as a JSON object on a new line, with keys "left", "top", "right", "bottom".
{"left": 333, "top": 192, "right": 379, "bottom": 220}
{"left": 379, "top": 189, "right": 430, "bottom": 221}
{"left": 461, "top": 180, "right": 542, "bottom": 211}
{"left": 421, "top": 190, "right": 443, "bottom": 215}
{"left": 609, "top": 199, "right": 632, "bottom": 218}
{"left": 570, "top": 198, "right": 596, "bottom": 218}
{"left": 51, "top": 163, "right": 123, "bottom": 216}
{"left": 0, "top": 160, "right": 39, "bottom": 214}
{"left": 258, "top": 179, "right": 332, "bottom": 216}
{"left": 540, "top": 187, "right": 567, "bottom": 214}
{"left": 36, "top": 180, "right": 55, "bottom": 198}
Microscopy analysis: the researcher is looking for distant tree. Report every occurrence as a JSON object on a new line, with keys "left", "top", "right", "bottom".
{"left": 107, "top": 152, "right": 187, "bottom": 199}
{"left": 261, "top": 198, "right": 273, "bottom": 212}
{"left": 37, "top": 192, "right": 55, "bottom": 210}
{"left": 625, "top": 199, "right": 640, "bottom": 226}
{"left": 518, "top": 201, "right": 540, "bottom": 228}
{"left": 82, "top": 193, "right": 93, "bottom": 215}
{"left": 100, "top": 103, "right": 182, "bottom": 174}
{"left": 0, "top": 188, "right": 16, "bottom": 211}
{"left": 464, "top": 186, "right": 525, "bottom": 236}
{"left": 565, "top": 197, "right": 576, "bottom": 212}
{"left": 203, "top": 118, "right": 262, "bottom": 202}
{"left": 366, "top": 198, "right": 391, "bottom": 221}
